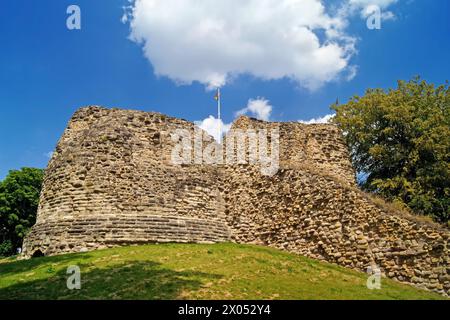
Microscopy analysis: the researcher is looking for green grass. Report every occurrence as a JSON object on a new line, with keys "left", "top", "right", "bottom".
{"left": 0, "top": 243, "right": 445, "bottom": 300}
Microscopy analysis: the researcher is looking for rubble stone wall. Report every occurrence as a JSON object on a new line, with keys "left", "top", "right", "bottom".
{"left": 22, "top": 106, "right": 449, "bottom": 296}
{"left": 221, "top": 165, "right": 449, "bottom": 295}
{"left": 23, "top": 107, "right": 230, "bottom": 256}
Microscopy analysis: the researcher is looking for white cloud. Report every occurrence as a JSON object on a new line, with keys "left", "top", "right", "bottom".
{"left": 346, "top": 65, "right": 358, "bottom": 81}
{"left": 381, "top": 11, "right": 396, "bottom": 21}
{"left": 349, "top": 0, "right": 397, "bottom": 9}
{"left": 236, "top": 98, "right": 273, "bottom": 121}
{"left": 195, "top": 116, "right": 232, "bottom": 142}
{"left": 121, "top": 13, "right": 128, "bottom": 24}
{"left": 44, "top": 151, "right": 54, "bottom": 159}
{"left": 125, "top": 0, "right": 359, "bottom": 90}
{"left": 347, "top": 0, "right": 397, "bottom": 19}
{"left": 299, "top": 114, "right": 335, "bottom": 124}
{"left": 196, "top": 97, "right": 272, "bottom": 141}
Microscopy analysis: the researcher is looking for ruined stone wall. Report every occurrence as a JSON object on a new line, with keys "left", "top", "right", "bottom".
{"left": 23, "top": 107, "right": 230, "bottom": 256}
{"left": 230, "top": 116, "right": 356, "bottom": 186}
{"left": 221, "top": 165, "right": 449, "bottom": 295}
{"left": 22, "top": 106, "right": 449, "bottom": 296}
{"left": 221, "top": 118, "right": 449, "bottom": 296}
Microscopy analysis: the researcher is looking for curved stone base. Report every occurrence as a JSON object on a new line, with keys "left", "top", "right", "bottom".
{"left": 22, "top": 214, "right": 231, "bottom": 258}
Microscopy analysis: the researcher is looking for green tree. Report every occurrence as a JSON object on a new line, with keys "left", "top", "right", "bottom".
{"left": 0, "top": 168, "right": 44, "bottom": 255}
{"left": 332, "top": 77, "right": 450, "bottom": 223}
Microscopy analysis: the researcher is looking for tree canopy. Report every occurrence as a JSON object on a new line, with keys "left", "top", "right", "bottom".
{"left": 0, "top": 168, "right": 44, "bottom": 256}
{"left": 332, "top": 77, "right": 450, "bottom": 223}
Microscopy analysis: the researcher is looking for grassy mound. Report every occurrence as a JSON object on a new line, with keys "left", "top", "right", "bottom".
{"left": 0, "top": 243, "right": 445, "bottom": 300}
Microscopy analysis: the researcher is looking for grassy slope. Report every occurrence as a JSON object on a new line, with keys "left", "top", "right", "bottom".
{"left": 0, "top": 243, "right": 445, "bottom": 300}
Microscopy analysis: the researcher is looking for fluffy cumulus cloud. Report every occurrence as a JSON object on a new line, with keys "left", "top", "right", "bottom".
{"left": 299, "top": 114, "right": 335, "bottom": 124}
{"left": 236, "top": 98, "right": 273, "bottom": 121}
{"left": 124, "top": 0, "right": 369, "bottom": 90}
{"left": 195, "top": 116, "right": 232, "bottom": 142}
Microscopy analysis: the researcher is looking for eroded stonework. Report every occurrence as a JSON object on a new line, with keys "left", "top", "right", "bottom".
{"left": 23, "top": 106, "right": 449, "bottom": 296}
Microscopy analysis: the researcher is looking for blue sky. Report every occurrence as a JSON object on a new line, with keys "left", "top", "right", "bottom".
{"left": 0, "top": 0, "right": 449, "bottom": 179}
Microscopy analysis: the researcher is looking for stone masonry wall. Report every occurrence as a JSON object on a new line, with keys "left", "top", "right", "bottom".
{"left": 221, "top": 165, "right": 449, "bottom": 295}
{"left": 23, "top": 107, "right": 230, "bottom": 256}
{"left": 230, "top": 116, "right": 356, "bottom": 186}
{"left": 221, "top": 118, "right": 449, "bottom": 296}
{"left": 22, "top": 106, "right": 449, "bottom": 296}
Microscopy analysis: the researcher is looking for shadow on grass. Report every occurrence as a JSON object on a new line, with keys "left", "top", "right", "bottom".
{"left": 0, "top": 253, "right": 93, "bottom": 279}
{"left": 0, "top": 259, "right": 223, "bottom": 300}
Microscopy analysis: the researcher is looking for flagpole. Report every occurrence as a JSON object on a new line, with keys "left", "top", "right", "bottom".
{"left": 217, "top": 87, "right": 222, "bottom": 144}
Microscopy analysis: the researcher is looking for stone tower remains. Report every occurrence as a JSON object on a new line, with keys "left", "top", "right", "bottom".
{"left": 23, "top": 106, "right": 449, "bottom": 296}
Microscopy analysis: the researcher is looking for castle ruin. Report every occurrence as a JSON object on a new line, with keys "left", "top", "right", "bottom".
{"left": 23, "top": 106, "right": 450, "bottom": 296}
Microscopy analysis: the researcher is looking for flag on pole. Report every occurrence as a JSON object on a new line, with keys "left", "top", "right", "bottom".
{"left": 214, "top": 88, "right": 220, "bottom": 101}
